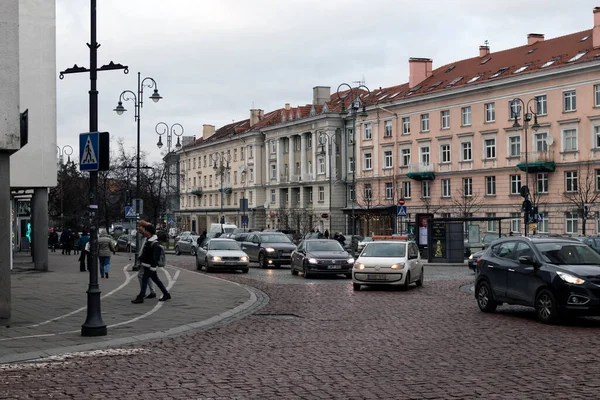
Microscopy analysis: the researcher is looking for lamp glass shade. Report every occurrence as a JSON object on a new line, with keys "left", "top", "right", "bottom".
{"left": 150, "top": 89, "right": 162, "bottom": 103}
{"left": 114, "top": 102, "right": 126, "bottom": 115}
{"left": 157, "top": 137, "right": 163, "bottom": 149}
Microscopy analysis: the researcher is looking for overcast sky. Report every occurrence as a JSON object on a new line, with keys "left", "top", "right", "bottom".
{"left": 56, "top": 0, "right": 599, "bottom": 163}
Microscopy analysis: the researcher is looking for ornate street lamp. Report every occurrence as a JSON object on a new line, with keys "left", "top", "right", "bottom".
{"left": 318, "top": 130, "right": 341, "bottom": 234}
{"left": 211, "top": 152, "right": 231, "bottom": 221}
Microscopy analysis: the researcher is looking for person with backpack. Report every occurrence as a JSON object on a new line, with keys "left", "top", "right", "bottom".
{"left": 98, "top": 232, "right": 116, "bottom": 278}
{"left": 131, "top": 223, "right": 171, "bottom": 304}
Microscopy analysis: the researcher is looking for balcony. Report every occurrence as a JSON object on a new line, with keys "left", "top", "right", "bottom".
{"left": 218, "top": 187, "right": 232, "bottom": 195}
{"left": 406, "top": 163, "right": 435, "bottom": 181}
{"left": 191, "top": 188, "right": 203, "bottom": 196}
{"left": 517, "top": 151, "right": 555, "bottom": 173}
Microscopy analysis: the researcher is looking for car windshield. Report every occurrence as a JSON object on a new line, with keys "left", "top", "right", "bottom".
{"left": 307, "top": 241, "right": 343, "bottom": 252}
{"left": 260, "top": 234, "right": 292, "bottom": 243}
{"left": 361, "top": 243, "right": 406, "bottom": 257}
{"left": 209, "top": 241, "right": 240, "bottom": 250}
{"left": 536, "top": 242, "right": 600, "bottom": 265}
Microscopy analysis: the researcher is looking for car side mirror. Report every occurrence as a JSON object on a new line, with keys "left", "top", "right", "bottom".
{"left": 518, "top": 255, "right": 539, "bottom": 268}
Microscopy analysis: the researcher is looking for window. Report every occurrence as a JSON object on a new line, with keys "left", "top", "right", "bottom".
{"left": 484, "top": 138, "right": 496, "bottom": 159}
{"left": 461, "top": 106, "right": 471, "bottom": 126}
{"left": 294, "top": 136, "right": 301, "bottom": 151}
{"left": 270, "top": 164, "right": 277, "bottom": 180}
{"left": 509, "top": 136, "right": 521, "bottom": 157}
{"left": 486, "top": 213, "right": 497, "bottom": 232}
{"left": 463, "top": 177, "right": 473, "bottom": 196}
{"left": 249, "top": 191, "right": 253, "bottom": 204}
{"left": 441, "top": 110, "right": 450, "bottom": 129}
{"left": 318, "top": 186, "right": 325, "bottom": 202}
{"left": 536, "top": 95, "right": 547, "bottom": 115}
{"left": 597, "top": 169, "right": 600, "bottom": 191}
{"left": 401, "top": 148, "right": 411, "bottom": 166}
{"left": 484, "top": 103, "right": 495, "bottom": 122}
{"left": 513, "top": 64, "right": 530, "bottom": 74}
{"left": 440, "top": 144, "right": 451, "bottom": 163}
{"left": 364, "top": 184, "right": 372, "bottom": 200}
{"left": 564, "top": 90, "right": 577, "bottom": 112}
{"left": 420, "top": 146, "right": 430, "bottom": 165}
{"left": 270, "top": 140, "right": 277, "bottom": 154}
{"left": 489, "top": 67, "right": 508, "bottom": 78}
{"left": 537, "top": 173, "right": 548, "bottom": 193}
{"left": 595, "top": 84, "right": 600, "bottom": 107}
{"left": 349, "top": 185, "right": 355, "bottom": 201}
{"left": 249, "top": 145, "right": 254, "bottom": 159}
{"left": 233, "top": 149, "right": 237, "bottom": 161}
{"left": 364, "top": 123, "right": 372, "bottom": 140}
{"left": 346, "top": 129, "right": 353, "bottom": 145}
{"left": 403, "top": 181, "right": 412, "bottom": 199}
{"left": 565, "top": 171, "right": 578, "bottom": 192}
{"left": 363, "top": 153, "right": 372, "bottom": 170}
{"left": 420, "top": 114, "right": 430, "bottom": 132}
{"left": 467, "top": 75, "right": 482, "bottom": 83}
{"left": 421, "top": 181, "right": 431, "bottom": 198}
{"left": 234, "top": 171, "right": 238, "bottom": 184}
{"left": 385, "top": 182, "right": 393, "bottom": 199}
{"left": 510, "top": 175, "right": 521, "bottom": 195}
{"left": 441, "top": 179, "right": 451, "bottom": 198}
{"left": 308, "top": 160, "right": 313, "bottom": 174}
{"left": 461, "top": 141, "right": 472, "bottom": 161}
{"left": 384, "top": 121, "right": 393, "bottom": 137}
{"left": 568, "top": 51, "right": 587, "bottom": 63}
{"left": 348, "top": 157, "right": 355, "bottom": 173}
{"left": 209, "top": 195, "right": 212, "bottom": 206}
{"left": 402, "top": 117, "right": 410, "bottom": 134}
{"left": 318, "top": 157, "right": 325, "bottom": 174}
{"left": 566, "top": 212, "right": 578, "bottom": 234}
{"left": 270, "top": 189, "right": 276, "bottom": 203}
{"left": 535, "top": 132, "right": 549, "bottom": 152}
{"left": 249, "top": 168, "right": 254, "bottom": 182}
{"left": 193, "top": 158, "right": 196, "bottom": 169}
{"left": 203, "top": 155, "right": 207, "bottom": 167}
{"left": 510, "top": 213, "right": 521, "bottom": 233}
{"left": 485, "top": 176, "right": 496, "bottom": 196}
{"left": 240, "top": 147, "right": 245, "bottom": 160}
{"left": 562, "top": 129, "right": 578, "bottom": 151}
{"left": 537, "top": 212, "right": 548, "bottom": 233}
{"left": 308, "top": 188, "right": 313, "bottom": 203}
{"left": 595, "top": 126, "right": 600, "bottom": 148}
{"left": 384, "top": 150, "right": 393, "bottom": 168}
{"left": 541, "top": 58, "right": 558, "bottom": 68}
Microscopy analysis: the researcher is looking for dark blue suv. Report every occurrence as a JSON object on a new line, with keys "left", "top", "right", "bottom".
{"left": 475, "top": 237, "right": 600, "bottom": 324}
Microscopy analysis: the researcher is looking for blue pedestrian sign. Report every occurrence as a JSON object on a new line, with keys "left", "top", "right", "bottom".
{"left": 168, "top": 218, "right": 175, "bottom": 225}
{"left": 537, "top": 213, "right": 544, "bottom": 222}
{"left": 397, "top": 206, "right": 407, "bottom": 217}
{"left": 79, "top": 132, "right": 99, "bottom": 171}
{"left": 125, "top": 206, "right": 137, "bottom": 219}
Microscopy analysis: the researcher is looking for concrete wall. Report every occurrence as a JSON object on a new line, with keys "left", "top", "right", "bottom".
{"left": 0, "top": 0, "right": 20, "bottom": 152}
{"left": 10, "top": 0, "right": 57, "bottom": 188}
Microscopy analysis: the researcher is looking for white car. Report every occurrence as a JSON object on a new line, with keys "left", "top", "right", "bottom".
{"left": 352, "top": 240, "right": 424, "bottom": 291}
{"left": 357, "top": 236, "right": 373, "bottom": 253}
{"left": 195, "top": 238, "right": 249, "bottom": 273}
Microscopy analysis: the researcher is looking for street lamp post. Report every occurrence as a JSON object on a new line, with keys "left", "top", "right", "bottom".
{"left": 510, "top": 98, "right": 540, "bottom": 237}
{"left": 211, "top": 152, "right": 231, "bottom": 222}
{"left": 156, "top": 122, "right": 183, "bottom": 247}
{"left": 56, "top": 145, "right": 73, "bottom": 230}
{"left": 114, "top": 73, "right": 162, "bottom": 268}
{"left": 318, "top": 131, "right": 341, "bottom": 234}
{"left": 336, "top": 83, "right": 370, "bottom": 256}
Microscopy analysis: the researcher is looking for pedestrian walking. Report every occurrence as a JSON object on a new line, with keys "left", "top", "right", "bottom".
{"left": 136, "top": 220, "right": 156, "bottom": 298}
{"left": 197, "top": 230, "right": 207, "bottom": 247}
{"left": 98, "top": 232, "right": 116, "bottom": 278}
{"left": 60, "top": 230, "right": 70, "bottom": 255}
{"left": 48, "top": 229, "right": 59, "bottom": 252}
{"left": 72, "top": 231, "right": 80, "bottom": 255}
{"left": 131, "top": 223, "right": 171, "bottom": 304}
{"left": 334, "top": 232, "right": 346, "bottom": 247}
{"left": 78, "top": 230, "right": 90, "bottom": 271}
{"left": 324, "top": 229, "right": 330, "bottom": 239}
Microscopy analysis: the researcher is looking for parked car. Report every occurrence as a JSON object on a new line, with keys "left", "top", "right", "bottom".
{"left": 174, "top": 231, "right": 196, "bottom": 243}
{"left": 290, "top": 239, "right": 354, "bottom": 279}
{"left": 209, "top": 223, "right": 237, "bottom": 236}
{"left": 357, "top": 237, "right": 373, "bottom": 253}
{"left": 353, "top": 240, "right": 423, "bottom": 291}
{"left": 195, "top": 238, "right": 249, "bottom": 273}
{"left": 116, "top": 233, "right": 137, "bottom": 252}
{"left": 475, "top": 237, "right": 600, "bottom": 324}
{"left": 343, "top": 235, "right": 364, "bottom": 252}
{"left": 241, "top": 231, "right": 297, "bottom": 268}
{"left": 232, "top": 232, "right": 251, "bottom": 243}
{"left": 572, "top": 236, "right": 600, "bottom": 254}
{"left": 174, "top": 232, "right": 200, "bottom": 255}
{"left": 468, "top": 249, "right": 485, "bottom": 271}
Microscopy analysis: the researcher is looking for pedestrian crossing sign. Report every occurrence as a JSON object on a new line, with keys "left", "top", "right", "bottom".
{"left": 125, "top": 206, "right": 136, "bottom": 219}
{"left": 79, "top": 131, "right": 110, "bottom": 172}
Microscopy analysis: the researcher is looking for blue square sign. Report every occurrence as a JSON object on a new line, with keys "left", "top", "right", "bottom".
{"left": 397, "top": 206, "right": 407, "bottom": 217}
{"left": 79, "top": 132, "right": 99, "bottom": 171}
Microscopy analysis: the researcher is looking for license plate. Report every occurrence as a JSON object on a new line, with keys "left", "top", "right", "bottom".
{"left": 224, "top": 262, "right": 236, "bottom": 265}
{"left": 281, "top": 253, "right": 291, "bottom": 257}
{"left": 367, "top": 273, "right": 387, "bottom": 281}
{"left": 327, "top": 265, "right": 342, "bottom": 270}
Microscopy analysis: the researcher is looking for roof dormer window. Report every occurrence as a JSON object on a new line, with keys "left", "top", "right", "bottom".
{"left": 467, "top": 75, "right": 482, "bottom": 84}
{"left": 480, "top": 57, "right": 491, "bottom": 65}
{"left": 568, "top": 51, "right": 587, "bottom": 63}
{"left": 378, "top": 94, "right": 389, "bottom": 101}
{"left": 541, "top": 58, "right": 558, "bottom": 68}
{"left": 389, "top": 91, "right": 402, "bottom": 99}
{"left": 527, "top": 48, "right": 536, "bottom": 54}
{"left": 581, "top": 35, "right": 591, "bottom": 42}
{"left": 406, "top": 85, "right": 422, "bottom": 96}
{"left": 513, "top": 64, "right": 530, "bottom": 74}
{"left": 489, "top": 67, "right": 509, "bottom": 78}
{"left": 426, "top": 81, "right": 443, "bottom": 92}
{"left": 445, "top": 65, "right": 456, "bottom": 73}
{"left": 445, "top": 76, "right": 463, "bottom": 88}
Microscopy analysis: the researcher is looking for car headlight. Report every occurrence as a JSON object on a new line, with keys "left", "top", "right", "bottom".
{"left": 308, "top": 258, "right": 318, "bottom": 264}
{"left": 240, "top": 256, "right": 248, "bottom": 262}
{"left": 265, "top": 247, "right": 276, "bottom": 253}
{"left": 347, "top": 258, "right": 355, "bottom": 264}
{"left": 390, "top": 263, "right": 405, "bottom": 270}
{"left": 211, "top": 256, "right": 222, "bottom": 262}
{"left": 469, "top": 254, "right": 474, "bottom": 260}
{"left": 355, "top": 263, "right": 365, "bottom": 270}
{"left": 557, "top": 271, "right": 585, "bottom": 285}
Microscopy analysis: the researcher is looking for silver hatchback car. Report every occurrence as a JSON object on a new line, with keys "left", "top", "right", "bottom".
{"left": 196, "top": 238, "right": 249, "bottom": 273}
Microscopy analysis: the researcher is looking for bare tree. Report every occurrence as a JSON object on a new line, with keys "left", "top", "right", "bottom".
{"left": 277, "top": 208, "right": 321, "bottom": 237}
{"left": 563, "top": 161, "right": 600, "bottom": 235}
{"left": 451, "top": 188, "right": 484, "bottom": 236}
{"left": 421, "top": 196, "right": 444, "bottom": 215}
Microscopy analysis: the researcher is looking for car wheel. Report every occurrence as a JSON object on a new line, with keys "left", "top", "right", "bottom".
{"left": 303, "top": 262, "right": 311, "bottom": 279}
{"left": 291, "top": 265, "right": 298, "bottom": 276}
{"left": 476, "top": 281, "right": 498, "bottom": 313}
{"left": 205, "top": 258, "right": 213, "bottom": 273}
{"left": 353, "top": 283, "right": 361, "bottom": 291}
{"left": 174, "top": 246, "right": 181, "bottom": 256}
{"left": 190, "top": 247, "right": 196, "bottom": 256}
{"left": 535, "top": 288, "right": 559, "bottom": 324}
{"left": 401, "top": 272, "right": 411, "bottom": 291}
{"left": 416, "top": 268, "right": 424, "bottom": 287}
{"left": 258, "top": 252, "right": 267, "bottom": 269}
{"left": 241, "top": 268, "right": 249, "bottom": 273}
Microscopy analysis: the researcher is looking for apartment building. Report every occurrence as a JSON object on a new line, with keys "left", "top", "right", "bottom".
{"left": 354, "top": 7, "right": 600, "bottom": 236}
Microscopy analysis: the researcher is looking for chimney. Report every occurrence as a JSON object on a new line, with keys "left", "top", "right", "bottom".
{"left": 249, "top": 109, "right": 264, "bottom": 127}
{"left": 202, "top": 124, "right": 215, "bottom": 140}
{"left": 284, "top": 103, "right": 291, "bottom": 110}
{"left": 527, "top": 33, "right": 544, "bottom": 46}
{"left": 479, "top": 45, "right": 490, "bottom": 57}
{"left": 312, "top": 86, "right": 331, "bottom": 105}
{"left": 408, "top": 58, "right": 433, "bottom": 88}
{"left": 594, "top": 7, "right": 600, "bottom": 49}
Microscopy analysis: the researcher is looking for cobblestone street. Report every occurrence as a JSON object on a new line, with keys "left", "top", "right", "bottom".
{"left": 2, "top": 256, "right": 600, "bottom": 399}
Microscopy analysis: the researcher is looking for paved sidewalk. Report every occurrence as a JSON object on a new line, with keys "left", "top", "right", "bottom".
{"left": 0, "top": 251, "right": 266, "bottom": 364}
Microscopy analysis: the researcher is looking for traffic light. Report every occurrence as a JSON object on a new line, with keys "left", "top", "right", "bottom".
{"left": 529, "top": 206, "right": 538, "bottom": 223}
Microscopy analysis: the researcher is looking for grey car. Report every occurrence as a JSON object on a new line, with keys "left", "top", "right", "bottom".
{"left": 195, "top": 238, "right": 249, "bottom": 273}
{"left": 241, "top": 232, "right": 297, "bottom": 268}
{"left": 174, "top": 232, "right": 199, "bottom": 255}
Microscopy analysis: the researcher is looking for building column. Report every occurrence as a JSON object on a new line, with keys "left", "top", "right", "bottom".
{"left": 0, "top": 153, "right": 11, "bottom": 320}
{"left": 341, "top": 128, "right": 347, "bottom": 179}
{"left": 289, "top": 136, "right": 295, "bottom": 181}
{"left": 300, "top": 133, "right": 307, "bottom": 180}
{"left": 276, "top": 138, "right": 283, "bottom": 184}
{"left": 325, "top": 132, "right": 331, "bottom": 179}
{"left": 265, "top": 143, "right": 269, "bottom": 183}
{"left": 311, "top": 132, "right": 317, "bottom": 180}
{"left": 32, "top": 188, "right": 48, "bottom": 271}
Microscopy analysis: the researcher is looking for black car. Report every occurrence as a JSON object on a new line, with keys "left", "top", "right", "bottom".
{"left": 475, "top": 237, "right": 600, "bottom": 324}
{"left": 290, "top": 239, "right": 354, "bottom": 279}
{"left": 241, "top": 232, "right": 297, "bottom": 268}
{"left": 468, "top": 249, "right": 485, "bottom": 271}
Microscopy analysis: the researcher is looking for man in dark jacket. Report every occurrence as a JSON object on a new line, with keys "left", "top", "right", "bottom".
{"left": 131, "top": 224, "right": 171, "bottom": 304}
